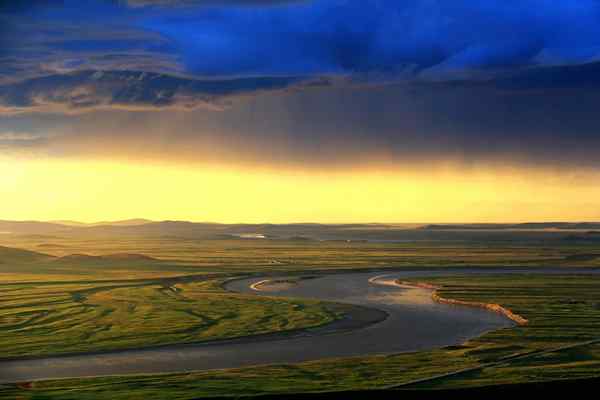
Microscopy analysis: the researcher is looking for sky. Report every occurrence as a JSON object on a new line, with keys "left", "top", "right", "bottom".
{"left": 2, "top": 0, "right": 600, "bottom": 223}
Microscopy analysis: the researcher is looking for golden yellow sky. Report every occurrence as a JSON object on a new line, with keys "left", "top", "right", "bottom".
{"left": 2, "top": 156, "right": 600, "bottom": 223}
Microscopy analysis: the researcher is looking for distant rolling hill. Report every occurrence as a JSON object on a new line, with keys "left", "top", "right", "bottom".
{"left": 0, "top": 220, "right": 73, "bottom": 235}
{"left": 2, "top": 219, "right": 600, "bottom": 242}
{"left": 0, "top": 245, "right": 55, "bottom": 263}
{"left": 54, "top": 252, "right": 160, "bottom": 264}
{"left": 0, "top": 244, "right": 169, "bottom": 281}
{"left": 0, "top": 220, "right": 420, "bottom": 240}
{"left": 0, "top": 219, "right": 153, "bottom": 235}
{"left": 51, "top": 219, "right": 153, "bottom": 227}
{"left": 0, "top": 245, "right": 160, "bottom": 265}
{"left": 421, "top": 223, "right": 600, "bottom": 230}
{"left": 55, "top": 221, "right": 414, "bottom": 240}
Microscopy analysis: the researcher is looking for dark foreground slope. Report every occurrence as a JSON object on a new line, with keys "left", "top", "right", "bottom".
{"left": 201, "top": 377, "right": 600, "bottom": 400}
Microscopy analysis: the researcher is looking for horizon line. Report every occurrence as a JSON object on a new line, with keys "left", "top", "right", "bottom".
{"left": 3, "top": 219, "right": 600, "bottom": 226}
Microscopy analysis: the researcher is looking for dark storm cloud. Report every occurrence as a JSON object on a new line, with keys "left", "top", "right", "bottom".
{"left": 122, "top": 0, "right": 305, "bottom": 6}
{"left": 2, "top": 0, "right": 600, "bottom": 168}
{"left": 0, "top": 70, "right": 306, "bottom": 113}
{"left": 4, "top": 1, "right": 600, "bottom": 85}
{"left": 8, "top": 63, "right": 600, "bottom": 169}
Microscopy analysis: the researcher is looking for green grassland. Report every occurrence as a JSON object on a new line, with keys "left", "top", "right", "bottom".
{"left": 2, "top": 274, "right": 600, "bottom": 399}
{"left": 0, "top": 277, "right": 338, "bottom": 359}
{"left": 422, "top": 274, "right": 600, "bottom": 350}
{"left": 406, "top": 274, "right": 600, "bottom": 389}
{"left": 1, "top": 233, "right": 600, "bottom": 398}
{"left": 2, "top": 233, "right": 600, "bottom": 283}
{"left": 0, "top": 349, "right": 483, "bottom": 399}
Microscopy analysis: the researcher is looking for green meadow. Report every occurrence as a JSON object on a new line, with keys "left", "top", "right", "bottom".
{"left": 3, "top": 232, "right": 600, "bottom": 283}
{"left": 1, "top": 234, "right": 600, "bottom": 398}
{"left": 0, "top": 276, "right": 338, "bottom": 358}
{"left": 4, "top": 274, "right": 599, "bottom": 399}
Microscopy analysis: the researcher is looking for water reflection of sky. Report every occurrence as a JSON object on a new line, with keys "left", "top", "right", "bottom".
{"left": 367, "top": 277, "right": 434, "bottom": 306}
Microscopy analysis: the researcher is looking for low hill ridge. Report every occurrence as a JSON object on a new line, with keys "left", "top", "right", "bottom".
{"left": 0, "top": 245, "right": 55, "bottom": 262}
{"left": 55, "top": 253, "right": 159, "bottom": 263}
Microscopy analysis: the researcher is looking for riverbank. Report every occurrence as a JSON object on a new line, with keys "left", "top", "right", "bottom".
{"left": 395, "top": 280, "right": 528, "bottom": 325}
{"left": 0, "top": 271, "right": 508, "bottom": 384}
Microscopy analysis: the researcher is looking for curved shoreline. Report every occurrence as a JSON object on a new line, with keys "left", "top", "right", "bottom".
{"left": 395, "top": 280, "right": 529, "bottom": 326}
{"left": 0, "top": 271, "right": 525, "bottom": 384}
{"left": 0, "top": 282, "right": 387, "bottom": 365}
{"left": 250, "top": 279, "right": 284, "bottom": 291}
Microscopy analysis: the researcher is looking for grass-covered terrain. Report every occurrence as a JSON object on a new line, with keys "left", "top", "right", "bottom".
{"left": 406, "top": 274, "right": 600, "bottom": 388}
{"left": 1, "top": 231, "right": 600, "bottom": 398}
{"left": 2, "top": 273, "right": 599, "bottom": 399}
{"left": 420, "top": 275, "right": 600, "bottom": 351}
{"left": 0, "top": 277, "right": 338, "bottom": 359}
{"left": 0, "top": 349, "right": 482, "bottom": 399}
{"left": 2, "top": 231, "right": 600, "bottom": 284}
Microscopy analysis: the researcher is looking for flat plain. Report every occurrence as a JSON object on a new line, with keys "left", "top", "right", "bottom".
{"left": 1, "top": 224, "right": 599, "bottom": 398}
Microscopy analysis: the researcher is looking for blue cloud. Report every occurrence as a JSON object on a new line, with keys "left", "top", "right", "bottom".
{"left": 4, "top": 0, "right": 600, "bottom": 112}
{"left": 0, "top": 70, "right": 306, "bottom": 113}
{"left": 6, "top": 1, "right": 600, "bottom": 79}
{"left": 133, "top": 0, "right": 600, "bottom": 79}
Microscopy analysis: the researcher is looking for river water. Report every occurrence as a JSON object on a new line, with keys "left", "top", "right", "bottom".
{"left": 1, "top": 268, "right": 596, "bottom": 383}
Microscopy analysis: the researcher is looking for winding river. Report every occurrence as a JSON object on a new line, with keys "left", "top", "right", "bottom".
{"left": 1, "top": 268, "right": 596, "bottom": 383}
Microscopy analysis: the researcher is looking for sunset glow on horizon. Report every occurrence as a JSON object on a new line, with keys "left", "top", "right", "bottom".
{"left": 3, "top": 156, "right": 600, "bottom": 224}
{"left": 4, "top": 1, "right": 600, "bottom": 224}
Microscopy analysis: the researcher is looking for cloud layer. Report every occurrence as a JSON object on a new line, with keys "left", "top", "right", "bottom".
{"left": 3, "top": 0, "right": 600, "bottom": 112}
{"left": 2, "top": 1, "right": 600, "bottom": 170}
{"left": 0, "top": 70, "right": 305, "bottom": 113}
